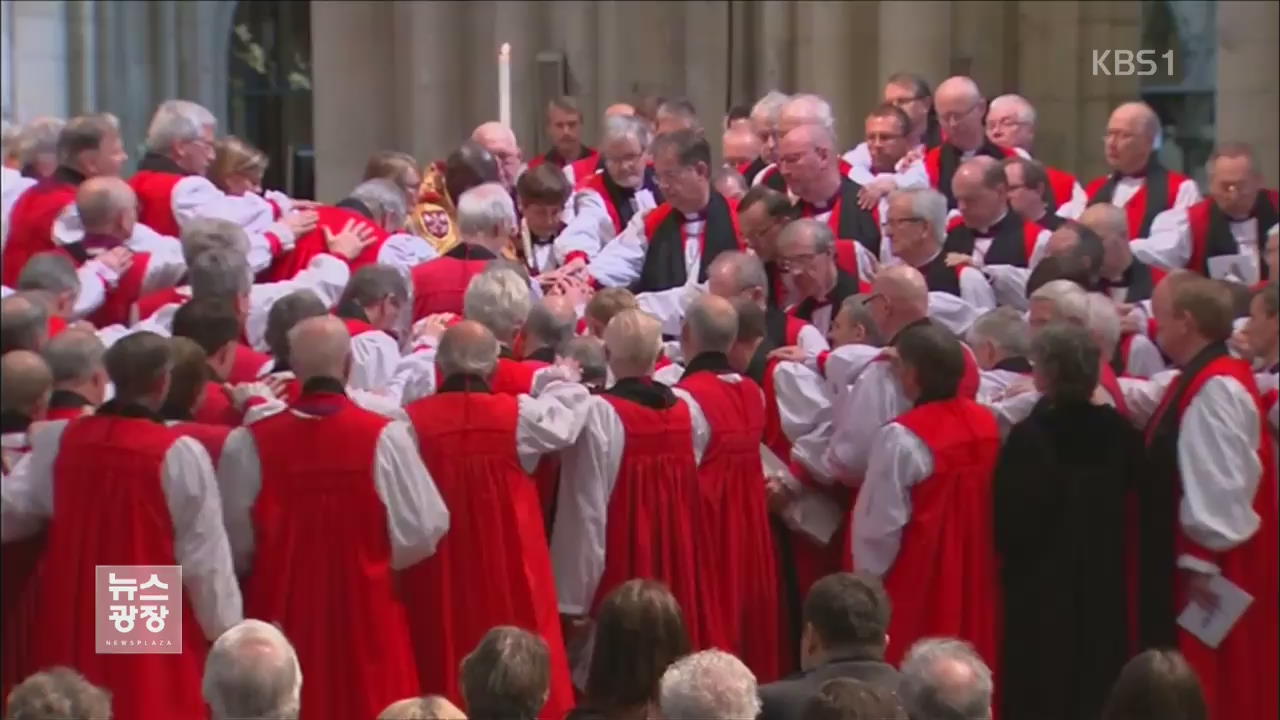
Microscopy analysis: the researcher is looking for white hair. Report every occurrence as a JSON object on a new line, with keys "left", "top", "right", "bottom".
{"left": 659, "top": 649, "right": 761, "bottom": 720}
{"left": 203, "top": 619, "right": 302, "bottom": 720}
{"left": 457, "top": 182, "right": 517, "bottom": 238}
{"left": 1031, "top": 279, "right": 1090, "bottom": 325}
{"left": 1, "top": 118, "right": 17, "bottom": 158}
{"left": 601, "top": 114, "right": 652, "bottom": 151}
{"left": 751, "top": 90, "right": 790, "bottom": 125}
{"left": 348, "top": 177, "right": 408, "bottom": 231}
{"left": 43, "top": 328, "right": 106, "bottom": 383}
{"left": 437, "top": 323, "right": 500, "bottom": 379}
{"left": 1084, "top": 292, "right": 1122, "bottom": 356}
{"left": 181, "top": 216, "right": 251, "bottom": 266}
{"left": 145, "top": 99, "right": 216, "bottom": 152}
{"left": 17, "top": 116, "right": 66, "bottom": 166}
{"left": 989, "top": 94, "right": 1036, "bottom": 126}
{"left": 967, "top": 306, "right": 1030, "bottom": 358}
{"left": 899, "top": 638, "right": 993, "bottom": 720}
{"left": 464, "top": 266, "right": 531, "bottom": 343}
{"left": 891, "top": 187, "right": 948, "bottom": 245}
{"left": 782, "top": 93, "right": 835, "bottom": 133}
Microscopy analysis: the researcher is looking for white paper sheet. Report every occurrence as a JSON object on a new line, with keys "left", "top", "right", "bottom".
{"left": 762, "top": 445, "right": 843, "bottom": 545}
{"left": 1207, "top": 254, "right": 1258, "bottom": 285}
{"left": 1176, "top": 574, "right": 1254, "bottom": 649}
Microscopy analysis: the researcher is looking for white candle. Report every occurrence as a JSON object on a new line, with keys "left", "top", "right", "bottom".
{"left": 498, "top": 42, "right": 511, "bottom": 128}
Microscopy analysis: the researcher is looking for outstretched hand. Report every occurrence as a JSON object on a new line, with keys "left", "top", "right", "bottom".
{"left": 324, "top": 219, "right": 378, "bottom": 259}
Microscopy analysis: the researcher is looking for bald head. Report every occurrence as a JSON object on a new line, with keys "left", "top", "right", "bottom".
{"left": 76, "top": 175, "right": 137, "bottom": 236}
{"left": 722, "top": 126, "right": 762, "bottom": 169}
{"left": 1, "top": 350, "right": 53, "bottom": 419}
{"left": 934, "top": 76, "right": 985, "bottom": 151}
{"left": 437, "top": 320, "right": 500, "bottom": 381}
{"left": 604, "top": 103, "right": 636, "bottom": 118}
{"left": 604, "top": 308, "right": 663, "bottom": 380}
{"left": 525, "top": 295, "right": 578, "bottom": 354}
{"left": 935, "top": 76, "right": 982, "bottom": 105}
{"left": 871, "top": 265, "right": 930, "bottom": 338}
{"left": 472, "top": 121, "right": 516, "bottom": 149}
{"left": 952, "top": 156, "right": 1007, "bottom": 230}
{"left": 1105, "top": 102, "right": 1159, "bottom": 174}
{"left": 682, "top": 294, "right": 739, "bottom": 359}
{"left": 204, "top": 619, "right": 302, "bottom": 720}
{"left": 471, "top": 122, "right": 521, "bottom": 189}
{"left": 288, "top": 315, "right": 351, "bottom": 383}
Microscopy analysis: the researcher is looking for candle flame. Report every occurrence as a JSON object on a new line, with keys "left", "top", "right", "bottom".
{"left": 500, "top": 42, "right": 511, "bottom": 57}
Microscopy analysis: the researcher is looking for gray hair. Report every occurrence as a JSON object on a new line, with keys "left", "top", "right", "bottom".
{"left": 189, "top": 248, "right": 252, "bottom": 300}
{"left": 17, "top": 116, "right": 66, "bottom": 167}
{"left": 181, "top": 216, "right": 251, "bottom": 266}
{"left": 77, "top": 178, "right": 137, "bottom": 230}
{"left": 339, "top": 263, "right": 409, "bottom": 309}
{"left": 42, "top": 329, "right": 106, "bottom": 384}
{"left": 57, "top": 113, "right": 120, "bottom": 166}
{"left": 782, "top": 93, "right": 836, "bottom": 133}
{"left": 464, "top": 266, "right": 531, "bottom": 343}
{"left": 145, "top": 99, "right": 216, "bottom": 152}
{"left": 1030, "top": 322, "right": 1101, "bottom": 405}
{"left": 685, "top": 295, "right": 739, "bottom": 353}
{"left": 1077, "top": 203, "right": 1129, "bottom": 245}
{"left": 17, "top": 252, "right": 81, "bottom": 296}
{"left": 525, "top": 298, "right": 577, "bottom": 354}
{"left": 1, "top": 293, "right": 50, "bottom": 354}
{"left": 780, "top": 218, "right": 835, "bottom": 254}
{"left": 1084, "top": 292, "right": 1122, "bottom": 356}
{"left": 437, "top": 322, "right": 500, "bottom": 380}
{"left": 708, "top": 250, "right": 768, "bottom": 294}
{"left": 265, "top": 289, "right": 328, "bottom": 362}
{"left": 1031, "top": 279, "right": 1089, "bottom": 325}
{"left": 839, "top": 293, "right": 886, "bottom": 347}
{"left": 3, "top": 666, "right": 112, "bottom": 720}
{"left": 562, "top": 336, "right": 608, "bottom": 388}
{"left": 989, "top": 94, "right": 1036, "bottom": 126}
{"left": 751, "top": 90, "right": 790, "bottom": 125}
{"left": 457, "top": 182, "right": 517, "bottom": 238}
{"left": 658, "top": 649, "right": 762, "bottom": 720}
{"left": 967, "top": 306, "right": 1030, "bottom": 358}
{"left": 899, "top": 638, "right": 994, "bottom": 720}
{"left": 601, "top": 114, "right": 652, "bottom": 151}
{"left": 203, "top": 619, "right": 302, "bottom": 720}
{"left": 891, "top": 188, "right": 948, "bottom": 245}
{"left": 348, "top": 178, "right": 408, "bottom": 231}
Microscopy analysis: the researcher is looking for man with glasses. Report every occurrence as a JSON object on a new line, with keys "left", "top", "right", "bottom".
{"left": 753, "top": 94, "right": 854, "bottom": 195}
{"left": 924, "top": 76, "right": 1015, "bottom": 210}
{"left": 742, "top": 91, "right": 789, "bottom": 186}
{"left": 986, "top": 94, "right": 1087, "bottom": 219}
{"left": 471, "top": 121, "right": 526, "bottom": 193}
{"left": 844, "top": 104, "right": 929, "bottom": 260}
{"left": 1084, "top": 101, "right": 1200, "bottom": 240}
{"left": 737, "top": 184, "right": 798, "bottom": 309}
{"left": 1003, "top": 156, "right": 1066, "bottom": 232}
{"left": 777, "top": 219, "right": 864, "bottom": 339}
{"left": 1132, "top": 142, "right": 1277, "bottom": 285}
{"left": 888, "top": 188, "right": 994, "bottom": 327}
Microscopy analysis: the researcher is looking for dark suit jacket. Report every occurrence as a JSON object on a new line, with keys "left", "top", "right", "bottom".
{"left": 758, "top": 654, "right": 902, "bottom": 720}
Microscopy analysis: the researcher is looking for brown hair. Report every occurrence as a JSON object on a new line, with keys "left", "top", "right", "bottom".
{"left": 1100, "top": 649, "right": 1206, "bottom": 720}
{"left": 516, "top": 163, "right": 571, "bottom": 207}
{"left": 548, "top": 96, "right": 583, "bottom": 120}
{"left": 1172, "top": 276, "right": 1235, "bottom": 343}
{"left": 377, "top": 695, "right": 466, "bottom": 720}
{"left": 803, "top": 573, "right": 891, "bottom": 656}
{"left": 103, "top": 331, "right": 172, "bottom": 400}
{"left": 1003, "top": 155, "right": 1051, "bottom": 198}
{"left": 801, "top": 677, "right": 907, "bottom": 720}
{"left": 459, "top": 627, "right": 550, "bottom": 720}
{"left": 161, "top": 336, "right": 210, "bottom": 420}
{"left": 866, "top": 103, "right": 911, "bottom": 138}
{"left": 209, "top": 136, "right": 268, "bottom": 191}
{"left": 364, "top": 150, "right": 419, "bottom": 185}
{"left": 585, "top": 288, "right": 639, "bottom": 328}
{"left": 585, "top": 579, "right": 691, "bottom": 713}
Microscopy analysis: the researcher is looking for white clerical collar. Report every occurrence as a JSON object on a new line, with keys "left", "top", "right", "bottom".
{"left": 973, "top": 210, "right": 1009, "bottom": 236}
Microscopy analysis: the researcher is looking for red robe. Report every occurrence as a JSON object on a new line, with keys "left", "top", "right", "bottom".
{"left": 0, "top": 429, "right": 41, "bottom": 702}
{"left": 266, "top": 205, "right": 389, "bottom": 281}
{"left": 33, "top": 413, "right": 209, "bottom": 719}
{"left": 1141, "top": 351, "right": 1278, "bottom": 720}
{"left": 590, "top": 390, "right": 702, "bottom": 645}
{"left": 1, "top": 178, "right": 77, "bottom": 286}
{"left": 246, "top": 391, "right": 421, "bottom": 720}
{"left": 881, "top": 398, "right": 1002, "bottom": 677}
{"left": 410, "top": 244, "right": 496, "bottom": 319}
{"left": 403, "top": 387, "right": 575, "bottom": 719}
{"left": 676, "top": 366, "right": 781, "bottom": 683}
{"left": 129, "top": 167, "right": 185, "bottom": 237}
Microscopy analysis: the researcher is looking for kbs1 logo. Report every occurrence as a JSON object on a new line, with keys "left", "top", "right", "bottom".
{"left": 1092, "top": 50, "right": 1174, "bottom": 77}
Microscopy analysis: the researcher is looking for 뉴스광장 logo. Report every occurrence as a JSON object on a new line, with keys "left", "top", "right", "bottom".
{"left": 1092, "top": 50, "right": 1175, "bottom": 77}
{"left": 95, "top": 565, "right": 183, "bottom": 654}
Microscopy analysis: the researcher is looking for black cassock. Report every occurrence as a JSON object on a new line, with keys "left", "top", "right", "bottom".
{"left": 993, "top": 399, "right": 1142, "bottom": 720}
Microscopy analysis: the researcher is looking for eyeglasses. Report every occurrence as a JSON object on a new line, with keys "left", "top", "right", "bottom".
{"left": 778, "top": 251, "right": 826, "bottom": 271}
{"left": 1103, "top": 130, "right": 1138, "bottom": 142}
{"left": 866, "top": 133, "right": 904, "bottom": 143}
{"left": 886, "top": 217, "right": 925, "bottom": 229}
{"left": 888, "top": 96, "right": 926, "bottom": 109}
{"left": 939, "top": 104, "right": 980, "bottom": 125}
{"left": 985, "top": 117, "right": 1028, "bottom": 132}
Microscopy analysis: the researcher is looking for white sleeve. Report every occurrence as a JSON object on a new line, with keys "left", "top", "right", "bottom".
{"left": 378, "top": 233, "right": 439, "bottom": 275}
{"left": 844, "top": 143, "right": 873, "bottom": 181}
{"left": 980, "top": 390, "right": 1040, "bottom": 439}
{"left": 853, "top": 241, "right": 880, "bottom": 285}
{"left": 0, "top": 421, "right": 66, "bottom": 541}
{"left": 347, "top": 331, "right": 402, "bottom": 394}
{"left": 244, "top": 255, "right": 351, "bottom": 351}
{"left": 555, "top": 190, "right": 613, "bottom": 261}
{"left": 550, "top": 399, "right": 624, "bottom": 614}
{"left": 814, "top": 344, "right": 882, "bottom": 389}
{"left": 136, "top": 233, "right": 189, "bottom": 295}
{"left": 826, "top": 362, "right": 908, "bottom": 481}
{"left": 671, "top": 389, "right": 710, "bottom": 465}
{"left": 388, "top": 345, "right": 438, "bottom": 405}
{"left": 1132, "top": 207, "right": 1192, "bottom": 270}
{"left": 889, "top": 155, "right": 930, "bottom": 190}
{"left": 958, "top": 267, "right": 998, "bottom": 311}
{"left": 1056, "top": 180, "right": 1089, "bottom": 220}
{"left": 1176, "top": 376, "right": 1263, "bottom": 571}
{"left": 927, "top": 290, "right": 980, "bottom": 337}
{"left": 1173, "top": 177, "right": 1203, "bottom": 209}
{"left": 372, "top": 421, "right": 450, "bottom": 569}
{"left": 773, "top": 362, "right": 832, "bottom": 442}
{"left": 162, "top": 437, "right": 243, "bottom": 640}
{"left": 1125, "top": 334, "right": 1167, "bottom": 379}
{"left": 70, "top": 263, "right": 111, "bottom": 318}
{"left": 636, "top": 283, "right": 703, "bottom": 337}
{"left": 514, "top": 379, "right": 591, "bottom": 472}
{"left": 851, "top": 422, "right": 932, "bottom": 576}
{"left": 797, "top": 324, "right": 831, "bottom": 356}
{"left": 586, "top": 212, "right": 648, "bottom": 288}
{"left": 1118, "top": 371, "right": 1180, "bottom": 428}
{"left": 982, "top": 264, "right": 1031, "bottom": 309}
{"left": 214, "top": 428, "right": 262, "bottom": 576}
{"left": 170, "top": 176, "right": 295, "bottom": 271}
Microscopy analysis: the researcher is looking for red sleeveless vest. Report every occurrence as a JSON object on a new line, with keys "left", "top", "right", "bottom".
{"left": 1, "top": 180, "right": 77, "bottom": 286}
{"left": 128, "top": 171, "right": 184, "bottom": 238}
{"left": 411, "top": 254, "right": 490, "bottom": 319}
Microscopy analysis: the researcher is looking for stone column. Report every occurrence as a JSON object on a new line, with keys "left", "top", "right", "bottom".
{"left": 1015, "top": 1, "right": 1083, "bottom": 173}
{"left": 546, "top": 1, "right": 599, "bottom": 143}
{"left": 1076, "top": 1, "right": 1141, "bottom": 181}
{"left": 951, "top": 0, "right": 1007, "bottom": 92}
{"left": 10, "top": 0, "right": 70, "bottom": 120}
{"left": 878, "top": 1, "right": 951, "bottom": 87}
{"left": 685, "top": 0, "right": 731, "bottom": 144}
{"left": 752, "top": 1, "right": 793, "bottom": 92}
{"left": 65, "top": 0, "right": 95, "bottom": 115}
{"left": 794, "top": 1, "right": 878, "bottom": 150}
{"left": 1217, "top": 0, "right": 1279, "bottom": 184}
